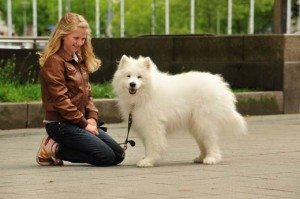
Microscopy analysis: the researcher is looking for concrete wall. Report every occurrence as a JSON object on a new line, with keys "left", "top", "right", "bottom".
{"left": 0, "top": 92, "right": 284, "bottom": 130}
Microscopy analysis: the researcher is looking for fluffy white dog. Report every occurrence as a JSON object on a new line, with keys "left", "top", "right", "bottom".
{"left": 112, "top": 55, "right": 247, "bottom": 167}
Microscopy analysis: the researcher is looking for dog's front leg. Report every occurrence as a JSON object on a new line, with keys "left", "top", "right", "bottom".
{"left": 137, "top": 125, "right": 167, "bottom": 167}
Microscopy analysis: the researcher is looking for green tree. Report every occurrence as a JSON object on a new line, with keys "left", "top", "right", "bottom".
{"left": 0, "top": 0, "right": 276, "bottom": 37}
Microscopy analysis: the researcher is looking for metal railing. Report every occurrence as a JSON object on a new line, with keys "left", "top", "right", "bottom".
{"left": 0, "top": 37, "right": 48, "bottom": 49}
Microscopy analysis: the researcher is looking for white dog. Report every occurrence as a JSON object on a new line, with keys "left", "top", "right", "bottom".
{"left": 112, "top": 55, "right": 247, "bottom": 167}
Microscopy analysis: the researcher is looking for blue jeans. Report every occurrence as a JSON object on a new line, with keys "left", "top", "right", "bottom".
{"left": 45, "top": 122, "right": 125, "bottom": 166}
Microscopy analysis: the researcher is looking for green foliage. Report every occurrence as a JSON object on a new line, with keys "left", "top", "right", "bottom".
{"left": 91, "top": 82, "right": 116, "bottom": 99}
{"left": 0, "top": 83, "right": 41, "bottom": 102}
{"left": 233, "top": 88, "right": 262, "bottom": 93}
{"left": 0, "top": 81, "right": 259, "bottom": 102}
{"left": 0, "top": 83, "right": 114, "bottom": 102}
{"left": 0, "top": 57, "right": 19, "bottom": 84}
{"left": 0, "top": 56, "right": 38, "bottom": 84}
{"left": 255, "top": 0, "right": 274, "bottom": 33}
{"left": 0, "top": 0, "right": 276, "bottom": 37}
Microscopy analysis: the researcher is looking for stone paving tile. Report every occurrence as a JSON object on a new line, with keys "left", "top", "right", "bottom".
{"left": 0, "top": 114, "right": 299, "bottom": 199}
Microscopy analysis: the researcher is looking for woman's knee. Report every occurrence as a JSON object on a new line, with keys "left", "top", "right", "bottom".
{"left": 112, "top": 153, "right": 125, "bottom": 165}
{"left": 92, "top": 149, "right": 116, "bottom": 167}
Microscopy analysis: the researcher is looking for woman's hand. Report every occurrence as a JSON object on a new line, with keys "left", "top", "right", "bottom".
{"left": 87, "top": 118, "right": 97, "bottom": 127}
{"left": 85, "top": 123, "right": 99, "bottom": 135}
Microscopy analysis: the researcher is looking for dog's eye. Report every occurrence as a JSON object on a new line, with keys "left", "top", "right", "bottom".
{"left": 137, "top": 75, "right": 142, "bottom": 79}
{"left": 127, "top": 75, "right": 131, "bottom": 78}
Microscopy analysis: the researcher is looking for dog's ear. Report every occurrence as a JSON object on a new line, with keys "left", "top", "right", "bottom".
{"left": 144, "top": 57, "right": 152, "bottom": 70}
{"left": 118, "top": 55, "right": 129, "bottom": 69}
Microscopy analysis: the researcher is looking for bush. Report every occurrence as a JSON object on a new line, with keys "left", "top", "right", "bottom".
{"left": 0, "top": 57, "right": 20, "bottom": 84}
{"left": 91, "top": 82, "right": 115, "bottom": 98}
{"left": 0, "top": 58, "right": 115, "bottom": 102}
{"left": 0, "top": 83, "right": 41, "bottom": 102}
{"left": 0, "top": 82, "right": 114, "bottom": 102}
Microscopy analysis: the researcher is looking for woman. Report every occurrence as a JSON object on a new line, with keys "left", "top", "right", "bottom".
{"left": 36, "top": 12, "right": 124, "bottom": 166}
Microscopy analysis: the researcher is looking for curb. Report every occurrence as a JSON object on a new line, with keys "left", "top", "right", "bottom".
{"left": 0, "top": 91, "right": 283, "bottom": 130}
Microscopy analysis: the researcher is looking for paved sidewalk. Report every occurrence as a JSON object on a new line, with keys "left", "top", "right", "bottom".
{"left": 0, "top": 114, "right": 299, "bottom": 199}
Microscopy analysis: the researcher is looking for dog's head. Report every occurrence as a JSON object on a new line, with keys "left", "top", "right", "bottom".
{"left": 112, "top": 55, "right": 156, "bottom": 97}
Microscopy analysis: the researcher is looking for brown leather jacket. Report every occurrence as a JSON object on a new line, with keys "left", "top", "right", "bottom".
{"left": 40, "top": 48, "right": 98, "bottom": 128}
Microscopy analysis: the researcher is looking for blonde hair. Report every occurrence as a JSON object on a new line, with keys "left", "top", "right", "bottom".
{"left": 39, "top": 12, "right": 101, "bottom": 73}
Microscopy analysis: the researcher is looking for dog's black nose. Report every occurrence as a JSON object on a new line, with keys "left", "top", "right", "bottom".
{"left": 129, "top": 82, "right": 136, "bottom": 88}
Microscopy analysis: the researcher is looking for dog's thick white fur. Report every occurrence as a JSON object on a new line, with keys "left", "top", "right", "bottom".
{"left": 112, "top": 55, "right": 247, "bottom": 167}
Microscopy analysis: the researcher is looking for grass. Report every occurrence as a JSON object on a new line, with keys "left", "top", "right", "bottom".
{"left": 0, "top": 82, "right": 261, "bottom": 103}
{"left": 0, "top": 83, "right": 41, "bottom": 102}
{"left": 0, "top": 82, "right": 115, "bottom": 102}
{"left": 233, "top": 88, "right": 262, "bottom": 93}
{"left": 91, "top": 82, "right": 116, "bottom": 99}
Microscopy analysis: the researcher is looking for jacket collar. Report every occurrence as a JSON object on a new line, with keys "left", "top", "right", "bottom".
{"left": 57, "top": 48, "right": 84, "bottom": 63}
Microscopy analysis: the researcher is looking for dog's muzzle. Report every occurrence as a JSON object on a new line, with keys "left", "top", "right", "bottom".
{"left": 129, "top": 82, "right": 137, "bottom": 95}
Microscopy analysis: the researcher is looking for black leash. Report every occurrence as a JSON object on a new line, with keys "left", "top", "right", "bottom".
{"left": 119, "top": 113, "right": 135, "bottom": 150}
{"left": 97, "top": 120, "right": 107, "bottom": 132}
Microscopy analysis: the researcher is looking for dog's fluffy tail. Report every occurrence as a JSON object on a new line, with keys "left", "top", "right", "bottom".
{"left": 223, "top": 111, "right": 248, "bottom": 135}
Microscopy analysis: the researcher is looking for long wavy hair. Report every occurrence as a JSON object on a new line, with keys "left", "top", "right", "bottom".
{"left": 39, "top": 12, "right": 101, "bottom": 73}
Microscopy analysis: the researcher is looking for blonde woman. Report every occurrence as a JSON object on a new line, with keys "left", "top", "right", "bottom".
{"left": 36, "top": 13, "right": 124, "bottom": 166}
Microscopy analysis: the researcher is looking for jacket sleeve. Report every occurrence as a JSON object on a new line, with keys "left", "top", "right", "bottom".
{"left": 41, "top": 57, "right": 88, "bottom": 128}
{"left": 85, "top": 82, "right": 99, "bottom": 122}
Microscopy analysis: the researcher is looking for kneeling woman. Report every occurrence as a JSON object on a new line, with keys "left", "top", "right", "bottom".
{"left": 36, "top": 12, "right": 124, "bottom": 166}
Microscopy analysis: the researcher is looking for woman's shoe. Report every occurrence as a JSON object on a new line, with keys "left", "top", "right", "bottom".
{"left": 36, "top": 135, "right": 63, "bottom": 166}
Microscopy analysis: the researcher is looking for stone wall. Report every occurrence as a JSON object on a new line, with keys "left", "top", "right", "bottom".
{"left": 90, "top": 35, "right": 284, "bottom": 91}
{"left": 284, "top": 35, "right": 300, "bottom": 114}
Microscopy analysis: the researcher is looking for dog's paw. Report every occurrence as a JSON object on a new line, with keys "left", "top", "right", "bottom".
{"left": 137, "top": 158, "right": 155, "bottom": 167}
{"left": 203, "top": 155, "right": 221, "bottom": 165}
{"left": 193, "top": 156, "right": 205, "bottom": 164}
